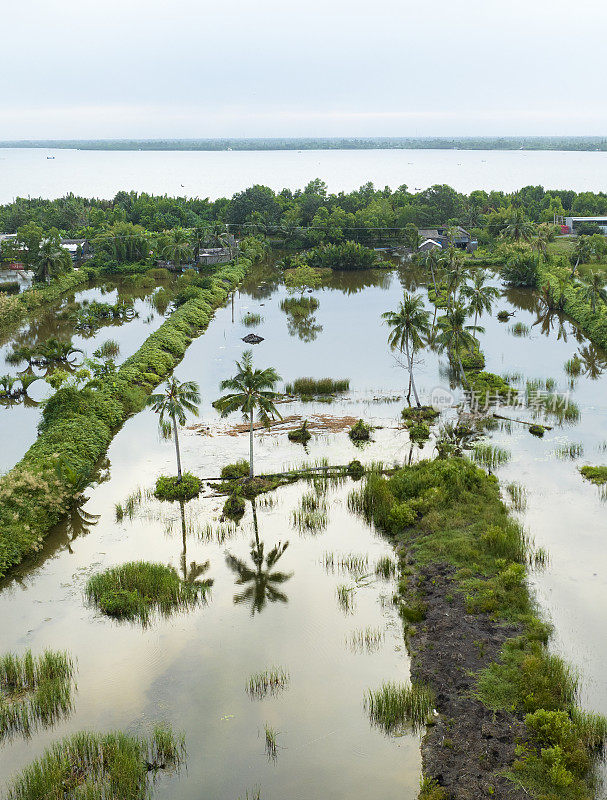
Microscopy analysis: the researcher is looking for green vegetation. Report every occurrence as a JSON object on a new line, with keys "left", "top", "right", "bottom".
{"left": 510, "top": 321, "right": 530, "bottom": 337}
{"left": 4, "top": 726, "right": 185, "bottom": 800}
{"left": 303, "top": 241, "right": 379, "bottom": 270}
{"left": 365, "top": 681, "right": 435, "bottom": 734}
{"left": 349, "top": 458, "right": 607, "bottom": 797}
{"left": 0, "top": 258, "right": 246, "bottom": 580}
{"left": 383, "top": 292, "right": 430, "bottom": 407}
{"left": 245, "top": 667, "right": 289, "bottom": 699}
{"left": 221, "top": 460, "right": 250, "bottom": 479}
{"left": 153, "top": 473, "right": 202, "bottom": 502}
{"left": 349, "top": 419, "right": 372, "bottom": 442}
{"left": 580, "top": 466, "right": 607, "bottom": 485}
{"left": 288, "top": 420, "right": 312, "bottom": 444}
{"left": 214, "top": 350, "right": 282, "bottom": 478}
{"left": 529, "top": 424, "right": 546, "bottom": 438}
{"left": 264, "top": 723, "right": 278, "bottom": 762}
{"left": 291, "top": 492, "right": 328, "bottom": 534}
{"left": 0, "top": 650, "right": 75, "bottom": 740}
{"left": 223, "top": 493, "right": 246, "bottom": 521}
{"left": 86, "top": 561, "right": 211, "bottom": 624}
{"left": 242, "top": 312, "right": 263, "bottom": 327}
{"left": 284, "top": 377, "right": 349, "bottom": 397}
{"left": 348, "top": 627, "right": 384, "bottom": 652}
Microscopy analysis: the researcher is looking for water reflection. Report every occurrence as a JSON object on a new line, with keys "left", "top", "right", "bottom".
{"left": 225, "top": 503, "right": 292, "bottom": 615}
{"left": 179, "top": 500, "right": 214, "bottom": 591}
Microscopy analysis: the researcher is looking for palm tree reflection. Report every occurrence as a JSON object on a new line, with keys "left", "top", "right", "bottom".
{"left": 179, "top": 500, "right": 213, "bottom": 591}
{"left": 225, "top": 503, "right": 292, "bottom": 615}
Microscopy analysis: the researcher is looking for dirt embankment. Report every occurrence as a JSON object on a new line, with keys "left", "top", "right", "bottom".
{"left": 408, "top": 563, "right": 529, "bottom": 800}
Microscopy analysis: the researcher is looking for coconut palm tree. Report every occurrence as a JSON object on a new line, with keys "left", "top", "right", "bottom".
{"left": 382, "top": 292, "right": 430, "bottom": 407}
{"left": 422, "top": 248, "right": 440, "bottom": 295}
{"left": 190, "top": 225, "right": 209, "bottom": 264}
{"left": 571, "top": 236, "right": 594, "bottom": 276}
{"left": 163, "top": 228, "right": 193, "bottom": 268}
{"left": 459, "top": 271, "right": 501, "bottom": 332}
{"left": 147, "top": 377, "right": 200, "bottom": 481}
{"left": 531, "top": 223, "right": 554, "bottom": 257}
{"left": 435, "top": 304, "right": 483, "bottom": 387}
{"left": 214, "top": 350, "right": 281, "bottom": 477}
{"left": 225, "top": 502, "right": 291, "bottom": 615}
{"left": 36, "top": 239, "right": 67, "bottom": 283}
{"left": 578, "top": 271, "right": 607, "bottom": 313}
{"left": 440, "top": 247, "right": 469, "bottom": 304}
{"left": 501, "top": 209, "right": 535, "bottom": 242}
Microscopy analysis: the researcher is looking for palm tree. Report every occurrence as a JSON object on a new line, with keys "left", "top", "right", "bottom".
{"left": 531, "top": 223, "right": 554, "bottom": 257}
{"left": 460, "top": 271, "right": 501, "bottom": 332}
{"left": 578, "top": 271, "right": 607, "bottom": 313}
{"left": 225, "top": 502, "right": 291, "bottom": 615}
{"left": 382, "top": 292, "right": 430, "bottom": 407}
{"left": 214, "top": 350, "right": 281, "bottom": 477}
{"left": 178, "top": 500, "right": 214, "bottom": 590}
{"left": 501, "top": 209, "right": 535, "bottom": 242}
{"left": 191, "top": 225, "right": 209, "bottom": 264}
{"left": 36, "top": 239, "right": 66, "bottom": 282}
{"left": 163, "top": 228, "right": 193, "bottom": 268}
{"left": 147, "top": 377, "right": 200, "bottom": 481}
{"left": 571, "top": 236, "right": 594, "bottom": 276}
{"left": 440, "top": 247, "right": 468, "bottom": 304}
{"left": 422, "top": 248, "right": 440, "bottom": 295}
{"left": 435, "top": 304, "right": 483, "bottom": 386}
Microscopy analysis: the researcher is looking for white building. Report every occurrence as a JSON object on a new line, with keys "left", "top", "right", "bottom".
{"left": 564, "top": 216, "right": 607, "bottom": 235}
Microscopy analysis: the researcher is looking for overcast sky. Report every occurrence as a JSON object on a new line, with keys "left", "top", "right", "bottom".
{"left": 1, "top": 0, "right": 606, "bottom": 139}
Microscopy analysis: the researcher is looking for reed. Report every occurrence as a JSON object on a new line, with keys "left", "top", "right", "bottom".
{"left": 553, "top": 442, "right": 584, "bottom": 460}
{"left": 321, "top": 552, "right": 369, "bottom": 578}
{"left": 365, "top": 681, "right": 435, "bottom": 734}
{"left": 510, "top": 321, "right": 530, "bottom": 337}
{"left": 242, "top": 312, "right": 263, "bottom": 327}
{"left": 246, "top": 667, "right": 289, "bottom": 699}
{"left": 336, "top": 584, "right": 356, "bottom": 614}
{"left": 375, "top": 555, "right": 397, "bottom": 579}
{"left": 505, "top": 482, "right": 527, "bottom": 512}
{"left": 348, "top": 627, "right": 384, "bottom": 653}
{"left": 0, "top": 650, "right": 75, "bottom": 740}
{"left": 285, "top": 377, "right": 350, "bottom": 396}
{"left": 86, "top": 561, "right": 210, "bottom": 624}
{"left": 264, "top": 724, "right": 278, "bottom": 762}
{"left": 471, "top": 443, "right": 511, "bottom": 470}
{"left": 5, "top": 726, "right": 185, "bottom": 800}
{"left": 292, "top": 492, "right": 328, "bottom": 534}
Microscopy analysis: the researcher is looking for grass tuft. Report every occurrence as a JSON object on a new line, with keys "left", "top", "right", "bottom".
{"left": 365, "top": 681, "right": 435, "bottom": 734}
{"left": 285, "top": 377, "right": 350, "bottom": 397}
{"left": 246, "top": 667, "right": 289, "bottom": 699}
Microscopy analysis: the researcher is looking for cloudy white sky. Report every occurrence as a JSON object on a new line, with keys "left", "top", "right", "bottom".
{"left": 1, "top": 0, "right": 606, "bottom": 139}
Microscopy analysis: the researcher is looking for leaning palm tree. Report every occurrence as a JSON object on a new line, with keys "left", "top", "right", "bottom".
{"left": 440, "top": 247, "right": 468, "bottom": 304}
{"left": 579, "top": 271, "right": 607, "bottom": 313}
{"left": 147, "top": 377, "right": 200, "bottom": 481}
{"left": 435, "top": 304, "right": 483, "bottom": 387}
{"left": 459, "top": 271, "right": 501, "bottom": 332}
{"left": 382, "top": 292, "right": 430, "bottom": 407}
{"left": 531, "top": 223, "right": 554, "bottom": 257}
{"left": 571, "top": 236, "right": 594, "bottom": 276}
{"left": 214, "top": 350, "right": 281, "bottom": 477}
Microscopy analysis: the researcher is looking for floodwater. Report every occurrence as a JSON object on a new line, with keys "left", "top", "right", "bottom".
{"left": 0, "top": 274, "right": 174, "bottom": 473}
{"left": 0, "top": 263, "right": 606, "bottom": 798}
{"left": 2, "top": 146, "right": 607, "bottom": 202}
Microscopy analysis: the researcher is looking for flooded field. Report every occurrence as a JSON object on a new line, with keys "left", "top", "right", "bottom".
{"left": 0, "top": 262, "right": 606, "bottom": 798}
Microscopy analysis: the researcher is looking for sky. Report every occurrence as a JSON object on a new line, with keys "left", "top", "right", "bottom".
{"left": 1, "top": 0, "right": 607, "bottom": 140}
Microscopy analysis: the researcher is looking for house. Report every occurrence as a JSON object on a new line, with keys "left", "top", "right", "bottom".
{"left": 417, "top": 226, "right": 477, "bottom": 253}
{"left": 418, "top": 238, "right": 443, "bottom": 253}
{"left": 195, "top": 247, "right": 233, "bottom": 266}
{"left": 563, "top": 217, "right": 607, "bottom": 235}
{"left": 60, "top": 239, "right": 94, "bottom": 262}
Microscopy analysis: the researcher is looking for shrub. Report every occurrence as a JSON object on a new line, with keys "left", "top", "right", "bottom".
{"left": 497, "top": 310, "right": 510, "bottom": 321}
{"left": 304, "top": 240, "right": 380, "bottom": 271}
{"left": 388, "top": 501, "right": 417, "bottom": 531}
{"left": 580, "top": 465, "right": 607, "bottom": 485}
{"left": 288, "top": 420, "right": 312, "bottom": 444}
{"left": 349, "top": 419, "right": 372, "bottom": 442}
{"left": 221, "top": 460, "right": 250, "bottom": 479}
{"left": 154, "top": 473, "right": 202, "bottom": 502}
{"left": 409, "top": 422, "right": 431, "bottom": 445}
{"left": 285, "top": 377, "right": 349, "bottom": 396}
{"left": 223, "top": 493, "right": 246, "bottom": 521}
{"left": 501, "top": 250, "right": 540, "bottom": 288}
{"left": 529, "top": 424, "right": 545, "bottom": 438}
{"left": 86, "top": 561, "right": 210, "bottom": 624}
{"left": 347, "top": 459, "right": 365, "bottom": 479}
{"left": 401, "top": 406, "right": 439, "bottom": 426}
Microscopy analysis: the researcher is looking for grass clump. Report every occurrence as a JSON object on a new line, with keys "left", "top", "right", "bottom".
{"left": 510, "top": 321, "right": 530, "bottom": 337}
{"left": 221, "top": 460, "right": 250, "bottom": 479}
{"left": 86, "top": 561, "right": 211, "bottom": 624}
{"left": 564, "top": 355, "right": 583, "bottom": 378}
{"left": 285, "top": 376, "right": 349, "bottom": 397}
{"left": 349, "top": 419, "right": 372, "bottom": 442}
{"left": 223, "top": 493, "right": 246, "bottom": 521}
{"left": 375, "top": 555, "right": 396, "bottom": 579}
{"left": 580, "top": 465, "right": 607, "bottom": 485}
{"left": 365, "top": 681, "right": 435, "bottom": 734}
{"left": 348, "top": 627, "right": 384, "bottom": 653}
{"left": 528, "top": 424, "right": 546, "bottom": 438}
{"left": 264, "top": 724, "right": 278, "bottom": 762}
{"left": 0, "top": 650, "right": 75, "bottom": 740}
{"left": 154, "top": 473, "right": 202, "bottom": 502}
{"left": 471, "top": 442, "right": 511, "bottom": 469}
{"left": 288, "top": 419, "right": 312, "bottom": 444}
{"left": 292, "top": 492, "right": 328, "bottom": 534}
{"left": 246, "top": 667, "right": 289, "bottom": 699}
{"left": 419, "top": 775, "right": 449, "bottom": 799}
{"left": 401, "top": 405, "right": 440, "bottom": 426}
{"left": 5, "top": 726, "right": 185, "bottom": 800}
{"left": 336, "top": 584, "right": 356, "bottom": 614}
{"left": 506, "top": 482, "right": 527, "bottom": 512}
{"left": 497, "top": 310, "right": 511, "bottom": 322}
{"left": 242, "top": 312, "right": 263, "bottom": 327}
{"left": 554, "top": 442, "right": 584, "bottom": 460}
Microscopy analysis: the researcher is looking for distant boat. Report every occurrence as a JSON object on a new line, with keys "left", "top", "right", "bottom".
{"left": 46, "top": 156, "right": 55, "bottom": 160}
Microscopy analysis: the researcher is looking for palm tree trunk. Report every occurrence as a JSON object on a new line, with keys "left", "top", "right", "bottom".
{"left": 458, "top": 354, "right": 469, "bottom": 389}
{"left": 404, "top": 338, "right": 421, "bottom": 407}
{"left": 172, "top": 414, "right": 183, "bottom": 481}
{"left": 249, "top": 410, "right": 254, "bottom": 477}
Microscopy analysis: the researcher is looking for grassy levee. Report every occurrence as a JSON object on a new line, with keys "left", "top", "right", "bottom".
{"left": 539, "top": 261, "right": 607, "bottom": 350}
{"left": 0, "top": 258, "right": 248, "bottom": 579}
{"left": 351, "top": 458, "right": 606, "bottom": 800}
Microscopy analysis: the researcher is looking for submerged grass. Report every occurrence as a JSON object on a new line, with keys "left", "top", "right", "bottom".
{"left": 242, "top": 312, "right": 263, "bottom": 327}
{"left": 336, "top": 584, "right": 356, "bottom": 614}
{"left": 554, "top": 442, "right": 584, "bottom": 460}
{"left": 375, "top": 555, "right": 397, "bottom": 579}
{"left": 263, "top": 724, "right": 278, "bottom": 762}
{"left": 86, "top": 561, "right": 211, "bottom": 624}
{"left": 506, "top": 482, "right": 527, "bottom": 512}
{"left": 246, "top": 667, "right": 289, "bottom": 699}
{"left": 291, "top": 492, "right": 328, "bottom": 534}
{"left": 365, "top": 681, "right": 435, "bottom": 734}
{"left": 471, "top": 443, "right": 511, "bottom": 470}
{"left": 5, "top": 726, "right": 185, "bottom": 800}
{"left": 0, "top": 650, "right": 75, "bottom": 740}
{"left": 285, "top": 376, "right": 350, "bottom": 397}
{"left": 348, "top": 627, "right": 384, "bottom": 653}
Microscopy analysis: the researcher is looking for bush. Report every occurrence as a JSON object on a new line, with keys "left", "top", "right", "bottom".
{"left": 154, "top": 473, "right": 202, "bottom": 502}
{"left": 529, "top": 424, "right": 545, "bottom": 438}
{"left": 221, "top": 460, "right": 250, "bottom": 479}
{"left": 223, "top": 493, "right": 246, "bottom": 521}
{"left": 497, "top": 310, "right": 511, "bottom": 321}
{"left": 501, "top": 250, "right": 540, "bottom": 288}
{"left": 408, "top": 423, "right": 431, "bottom": 445}
{"left": 580, "top": 465, "right": 607, "bottom": 485}
{"left": 401, "top": 406, "right": 439, "bottom": 426}
{"left": 285, "top": 377, "right": 349, "bottom": 396}
{"left": 304, "top": 241, "right": 380, "bottom": 271}
{"left": 349, "top": 419, "right": 372, "bottom": 442}
{"left": 347, "top": 459, "right": 365, "bottom": 479}
{"left": 388, "top": 501, "right": 417, "bottom": 531}
{"left": 288, "top": 420, "right": 312, "bottom": 444}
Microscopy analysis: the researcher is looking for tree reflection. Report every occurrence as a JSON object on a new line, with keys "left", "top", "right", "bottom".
{"left": 225, "top": 503, "right": 292, "bottom": 615}
{"left": 576, "top": 345, "right": 607, "bottom": 380}
{"left": 179, "top": 500, "right": 214, "bottom": 591}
